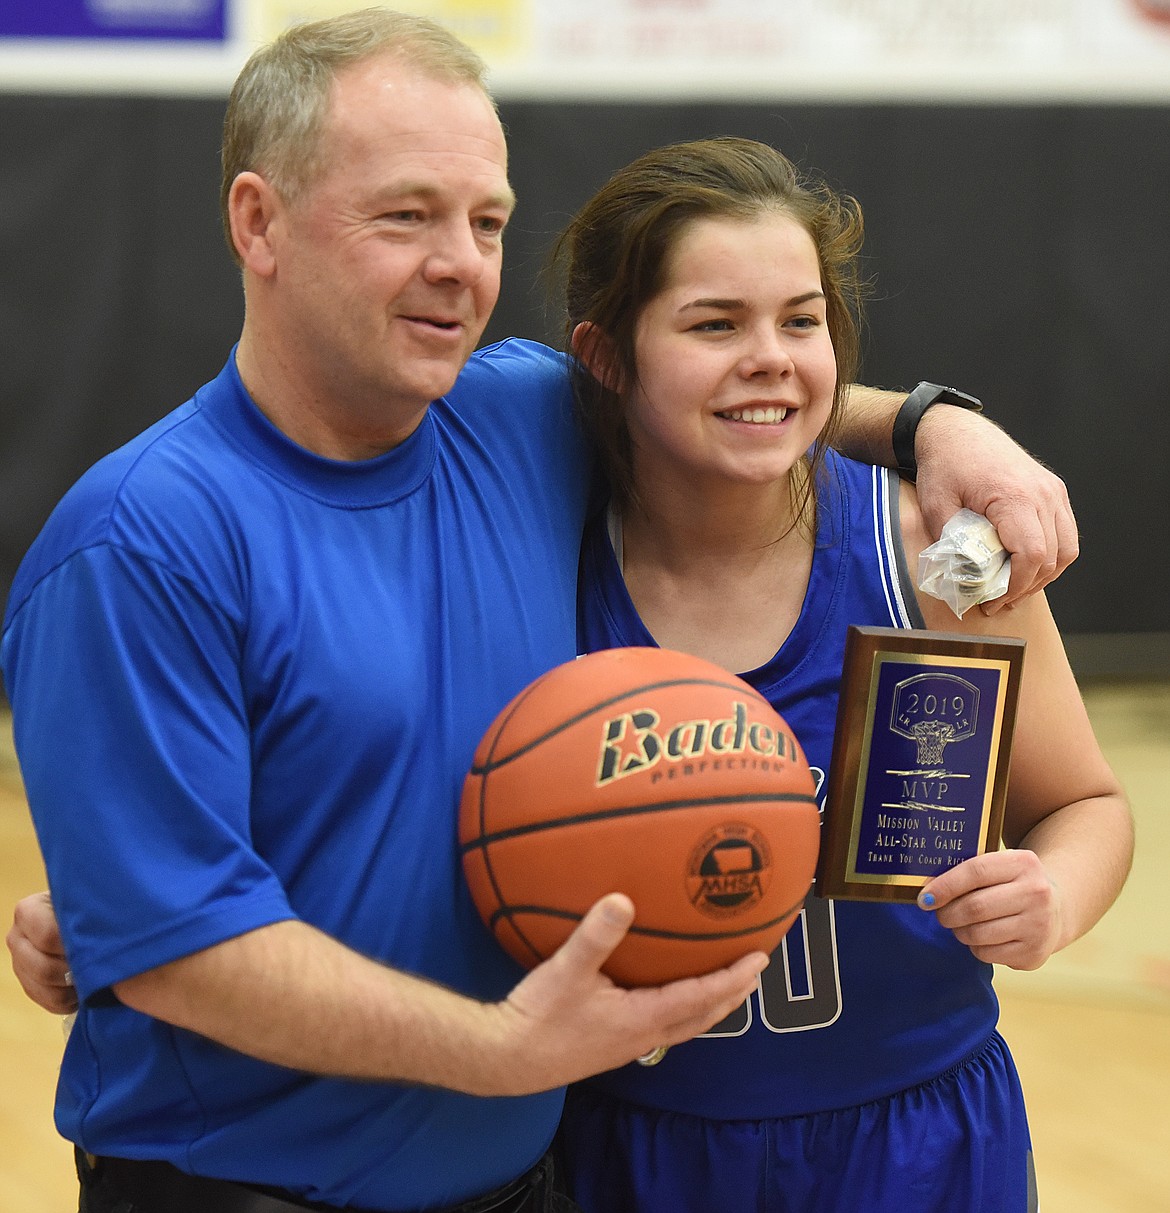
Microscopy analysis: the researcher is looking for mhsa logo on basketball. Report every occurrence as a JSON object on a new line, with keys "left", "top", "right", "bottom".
{"left": 596, "top": 700, "right": 799, "bottom": 786}
{"left": 687, "top": 825, "right": 773, "bottom": 920}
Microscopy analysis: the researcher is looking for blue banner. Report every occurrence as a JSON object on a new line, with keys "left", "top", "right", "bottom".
{"left": 0, "top": 0, "right": 227, "bottom": 40}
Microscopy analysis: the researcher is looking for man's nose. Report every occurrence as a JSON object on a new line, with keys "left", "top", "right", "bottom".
{"left": 422, "top": 220, "right": 488, "bottom": 286}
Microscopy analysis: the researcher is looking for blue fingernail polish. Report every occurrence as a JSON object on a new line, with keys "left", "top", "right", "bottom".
{"left": 920, "top": 892, "right": 935, "bottom": 908}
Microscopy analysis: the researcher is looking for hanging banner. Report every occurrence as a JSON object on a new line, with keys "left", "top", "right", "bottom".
{"left": 258, "top": 0, "right": 526, "bottom": 59}
{"left": 256, "top": 0, "right": 1170, "bottom": 100}
{"left": 0, "top": 0, "right": 227, "bottom": 40}
{"left": 2, "top": 0, "right": 1169, "bottom": 96}
{"left": 500, "top": 0, "right": 1170, "bottom": 99}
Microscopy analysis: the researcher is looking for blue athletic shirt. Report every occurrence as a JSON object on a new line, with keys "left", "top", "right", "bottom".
{"left": 576, "top": 452, "right": 1000, "bottom": 1119}
{"left": 1, "top": 340, "right": 591, "bottom": 1210}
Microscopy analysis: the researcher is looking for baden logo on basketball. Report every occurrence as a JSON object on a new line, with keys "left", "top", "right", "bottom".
{"left": 686, "top": 824, "right": 772, "bottom": 919}
{"left": 596, "top": 700, "right": 796, "bottom": 786}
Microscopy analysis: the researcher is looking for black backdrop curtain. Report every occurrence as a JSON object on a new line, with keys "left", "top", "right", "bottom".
{"left": 2, "top": 96, "right": 1167, "bottom": 663}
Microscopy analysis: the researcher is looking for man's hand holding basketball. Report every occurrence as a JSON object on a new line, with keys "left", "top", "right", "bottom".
{"left": 492, "top": 893, "right": 767, "bottom": 1092}
{"left": 10, "top": 886, "right": 765, "bottom": 1097}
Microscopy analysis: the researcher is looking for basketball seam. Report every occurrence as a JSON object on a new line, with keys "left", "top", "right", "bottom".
{"left": 487, "top": 890, "right": 812, "bottom": 943}
{"left": 460, "top": 792, "right": 819, "bottom": 853}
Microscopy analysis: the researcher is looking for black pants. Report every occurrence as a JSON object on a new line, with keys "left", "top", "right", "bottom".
{"left": 76, "top": 1148, "right": 582, "bottom": 1213}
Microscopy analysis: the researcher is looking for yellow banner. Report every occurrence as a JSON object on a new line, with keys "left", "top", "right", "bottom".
{"left": 256, "top": 0, "right": 528, "bottom": 60}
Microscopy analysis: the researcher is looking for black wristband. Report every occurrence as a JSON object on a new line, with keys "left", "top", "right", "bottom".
{"left": 892, "top": 382, "right": 984, "bottom": 481}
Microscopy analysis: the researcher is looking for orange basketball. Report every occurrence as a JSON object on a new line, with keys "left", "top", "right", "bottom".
{"left": 459, "top": 646, "right": 820, "bottom": 987}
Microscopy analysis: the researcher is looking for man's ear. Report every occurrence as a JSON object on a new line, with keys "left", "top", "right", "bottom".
{"left": 571, "top": 322, "right": 625, "bottom": 394}
{"left": 228, "top": 171, "right": 281, "bottom": 277}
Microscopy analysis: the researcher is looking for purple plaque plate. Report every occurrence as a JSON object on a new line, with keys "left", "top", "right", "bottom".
{"left": 818, "top": 626, "right": 1025, "bottom": 902}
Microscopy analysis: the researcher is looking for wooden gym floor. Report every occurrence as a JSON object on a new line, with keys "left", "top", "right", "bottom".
{"left": 2, "top": 681, "right": 1168, "bottom": 1212}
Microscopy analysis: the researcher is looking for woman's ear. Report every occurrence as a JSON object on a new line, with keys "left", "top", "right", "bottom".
{"left": 571, "top": 322, "right": 625, "bottom": 394}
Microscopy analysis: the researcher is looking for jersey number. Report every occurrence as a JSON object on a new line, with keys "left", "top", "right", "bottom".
{"left": 704, "top": 894, "right": 841, "bottom": 1036}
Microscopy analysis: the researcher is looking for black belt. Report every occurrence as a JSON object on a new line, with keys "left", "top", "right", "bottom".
{"left": 77, "top": 1147, "right": 557, "bottom": 1213}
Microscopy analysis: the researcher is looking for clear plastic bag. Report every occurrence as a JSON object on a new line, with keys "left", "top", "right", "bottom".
{"left": 917, "top": 509, "right": 1010, "bottom": 618}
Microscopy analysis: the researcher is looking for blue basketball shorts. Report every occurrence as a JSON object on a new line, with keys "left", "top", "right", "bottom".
{"left": 556, "top": 1032, "right": 1037, "bottom": 1213}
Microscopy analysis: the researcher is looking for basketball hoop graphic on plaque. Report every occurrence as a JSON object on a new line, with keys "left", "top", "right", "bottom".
{"left": 818, "top": 627, "right": 1025, "bottom": 903}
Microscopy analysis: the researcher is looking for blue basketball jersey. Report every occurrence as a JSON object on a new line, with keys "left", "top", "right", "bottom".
{"left": 575, "top": 452, "right": 1001, "bottom": 1120}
